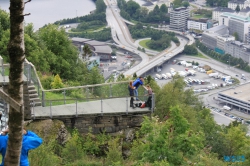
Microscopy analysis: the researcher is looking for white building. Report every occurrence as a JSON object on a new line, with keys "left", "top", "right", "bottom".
{"left": 213, "top": 7, "right": 235, "bottom": 21}
{"left": 216, "top": 35, "right": 235, "bottom": 50}
{"left": 219, "top": 12, "right": 250, "bottom": 42}
{"left": 187, "top": 18, "right": 208, "bottom": 31}
{"left": 228, "top": 0, "right": 249, "bottom": 10}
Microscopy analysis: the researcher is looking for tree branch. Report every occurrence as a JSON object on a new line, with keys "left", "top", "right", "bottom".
{"left": 22, "top": 13, "right": 31, "bottom": 16}
{"left": 25, "top": 0, "right": 31, "bottom": 4}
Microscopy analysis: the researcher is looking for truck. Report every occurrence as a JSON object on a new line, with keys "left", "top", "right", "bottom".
{"left": 161, "top": 74, "right": 168, "bottom": 79}
{"left": 166, "top": 73, "right": 172, "bottom": 78}
{"left": 209, "top": 72, "right": 219, "bottom": 77}
{"left": 185, "top": 63, "right": 192, "bottom": 67}
{"left": 206, "top": 70, "right": 213, "bottom": 74}
{"left": 223, "top": 105, "right": 231, "bottom": 111}
{"left": 156, "top": 74, "right": 162, "bottom": 79}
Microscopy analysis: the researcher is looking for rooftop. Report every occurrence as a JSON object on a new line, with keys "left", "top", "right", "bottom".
{"left": 188, "top": 18, "right": 209, "bottom": 23}
{"left": 214, "top": 7, "right": 235, "bottom": 12}
{"left": 85, "top": 40, "right": 106, "bottom": 46}
{"left": 219, "top": 83, "right": 250, "bottom": 104}
{"left": 228, "top": 0, "right": 246, "bottom": 4}
{"left": 71, "top": 37, "right": 91, "bottom": 43}
{"left": 240, "top": 7, "right": 250, "bottom": 13}
{"left": 94, "top": 45, "right": 112, "bottom": 54}
{"left": 173, "top": 7, "right": 188, "bottom": 11}
{"left": 221, "top": 12, "right": 250, "bottom": 22}
{"left": 205, "top": 25, "right": 228, "bottom": 33}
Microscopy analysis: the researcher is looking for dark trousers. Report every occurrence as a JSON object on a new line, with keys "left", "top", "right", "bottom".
{"left": 130, "top": 97, "right": 134, "bottom": 107}
{"left": 146, "top": 96, "right": 152, "bottom": 108}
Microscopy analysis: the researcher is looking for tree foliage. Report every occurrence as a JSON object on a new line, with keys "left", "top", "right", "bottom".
{"left": 183, "top": 45, "right": 198, "bottom": 55}
{"left": 196, "top": 40, "right": 250, "bottom": 72}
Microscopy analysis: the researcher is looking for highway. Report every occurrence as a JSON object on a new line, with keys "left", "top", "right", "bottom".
{"left": 105, "top": 0, "right": 195, "bottom": 77}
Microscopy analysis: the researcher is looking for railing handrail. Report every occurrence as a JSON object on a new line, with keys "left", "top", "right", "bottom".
{"left": 24, "top": 59, "right": 45, "bottom": 91}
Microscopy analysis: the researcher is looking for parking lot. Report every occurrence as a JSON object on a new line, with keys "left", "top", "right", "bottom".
{"left": 148, "top": 58, "right": 233, "bottom": 93}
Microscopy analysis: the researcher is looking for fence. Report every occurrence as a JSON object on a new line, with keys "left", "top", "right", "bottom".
{"left": 0, "top": 57, "right": 155, "bottom": 114}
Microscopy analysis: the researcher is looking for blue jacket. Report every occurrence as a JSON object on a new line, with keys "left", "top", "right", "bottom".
{"left": 132, "top": 78, "right": 143, "bottom": 89}
{"left": 0, "top": 131, "right": 43, "bottom": 166}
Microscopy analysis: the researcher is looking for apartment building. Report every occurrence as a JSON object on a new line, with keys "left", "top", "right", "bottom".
{"left": 228, "top": 0, "right": 249, "bottom": 10}
{"left": 170, "top": 7, "right": 190, "bottom": 31}
{"left": 212, "top": 7, "right": 234, "bottom": 21}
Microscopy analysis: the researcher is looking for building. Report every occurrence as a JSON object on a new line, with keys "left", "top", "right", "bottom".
{"left": 202, "top": 25, "right": 229, "bottom": 49}
{"left": 224, "top": 41, "right": 250, "bottom": 64}
{"left": 219, "top": 12, "right": 250, "bottom": 42}
{"left": 228, "top": 0, "right": 249, "bottom": 10}
{"left": 207, "top": 20, "right": 219, "bottom": 29}
{"left": 218, "top": 83, "right": 250, "bottom": 114}
{"left": 170, "top": 7, "right": 189, "bottom": 31}
{"left": 212, "top": 7, "right": 235, "bottom": 21}
{"left": 71, "top": 37, "right": 112, "bottom": 61}
{"left": 239, "top": 6, "right": 250, "bottom": 16}
{"left": 216, "top": 35, "right": 235, "bottom": 52}
{"left": 187, "top": 18, "right": 208, "bottom": 31}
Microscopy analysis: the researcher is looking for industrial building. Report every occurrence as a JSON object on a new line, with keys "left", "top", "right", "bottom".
{"left": 218, "top": 83, "right": 250, "bottom": 114}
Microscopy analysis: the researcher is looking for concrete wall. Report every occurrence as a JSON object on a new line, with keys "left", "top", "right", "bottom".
{"left": 61, "top": 113, "right": 151, "bottom": 134}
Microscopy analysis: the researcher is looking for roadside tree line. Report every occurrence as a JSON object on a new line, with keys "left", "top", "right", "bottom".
{"left": 196, "top": 40, "right": 250, "bottom": 72}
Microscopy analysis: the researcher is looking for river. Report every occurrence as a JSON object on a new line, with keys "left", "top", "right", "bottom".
{"left": 0, "top": 0, "right": 96, "bottom": 30}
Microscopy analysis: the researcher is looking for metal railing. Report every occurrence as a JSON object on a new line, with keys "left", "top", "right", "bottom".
{"left": 0, "top": 57, "right": 155, "bottom": 117}
{"left": 31, "top": 93, "right": 155, "bottom": 119}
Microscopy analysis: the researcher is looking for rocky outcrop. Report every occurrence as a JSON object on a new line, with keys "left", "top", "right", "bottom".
{"left": 26, "top": 119, "right": 70, "bottom": 144}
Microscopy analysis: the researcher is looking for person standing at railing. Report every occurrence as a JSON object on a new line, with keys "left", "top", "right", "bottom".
{"left": 128, "top": 81, "right": 136, "bottom": 109}
{"left": 144, "top": 85, "right": 153, "bottom": 109}
{"left": 132, "top": 76, "right": 145, "bottom": 101}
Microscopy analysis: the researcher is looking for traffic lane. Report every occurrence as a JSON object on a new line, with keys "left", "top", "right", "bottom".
{"left": 212, "top": 110, "right": 233, "bottom": 126}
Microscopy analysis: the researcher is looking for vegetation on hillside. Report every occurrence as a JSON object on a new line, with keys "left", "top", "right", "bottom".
{"left": 0, "top": 9, "right": 104, "bottom": 91}
{"left": 206, "top": 0, "right": 230, "bottom": 7}
{"left": 117, "top": 0, "right": 170, "bottom": 24}
{"left": 27, "top": 77, "right": 250, "bottom": 165}
{"left": 128, "top": 23, "right": 179, "bottom": 50}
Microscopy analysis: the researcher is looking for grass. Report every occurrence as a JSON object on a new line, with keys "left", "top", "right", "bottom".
{"left": 138, "top": 39, "right": 166, "bottom": 51}
{"left": 192, "top": 14, "right": 206, "bottom": 19}
{"left": 190, "top": 4, "right": 198, "bottom": 9}
{"left": 186, "top": 52, "right": 209, "bottom": 59}
{"left": 139, "top": 39, "right": 151, "bottom": 49}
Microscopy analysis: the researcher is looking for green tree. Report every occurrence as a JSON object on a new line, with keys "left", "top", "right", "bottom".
{"left": 182, "top": 1, "right": 190, "bottom": 8}
{"left": 51, "top": 74, "right": 64, "bottom": 89}
{"left": 82, "top": 44, "right": 92, "bottom": 61}
{"left": 160, "top": 4, "right": 168, "bottom": 13}
{"left": 233, "top": 32, "right": 239, "bottom": 41}
{"left": 235, "top": 4, "right": 240, "bottom": 12}
{"left": 96, "top": 0, "right": 106, "bottom": 13}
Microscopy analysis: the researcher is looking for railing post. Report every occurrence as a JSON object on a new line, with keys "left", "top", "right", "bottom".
{"left": 28, "top": 63, "right": 31, "bottom": 84}
{"left": 126, "top": 97, "right": 128, "bottom": 114}
{"left": 86, "top": 87, "right": 89, "bottom": 102}
{"left": 75, "top": 100, "right": 78, "bottom": 117}
{"left": 151, "top": 93, "right": 155, "bottom": 113}
{"left": 37, "top": 82, "right": 40, "bottom": 97}
{"left": 63, "top": 90, "right": 66, "bottom": 104}
{"left": 101, "top": 98, "right": 103, "bottom": 116}
{"left": 50, "top": 101, "right": 52, "bottom": 119}
{"left": 42, "top": 91, "right": 45, "bottom": 107}
{"left": 109, "top": 84, "right": 112, "bottom": 98}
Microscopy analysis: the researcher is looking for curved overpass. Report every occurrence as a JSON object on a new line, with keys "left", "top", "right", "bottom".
{"left": 105, "top": 0, "right": 194, "bottom": 77}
